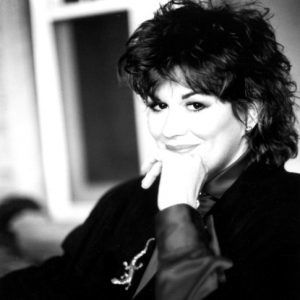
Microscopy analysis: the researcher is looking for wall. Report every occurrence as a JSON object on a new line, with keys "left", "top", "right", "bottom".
{"left": 0, "top": 0, "right": 44, "bottom": 202}
{"left": 261, "top": 0, "right": 300, "bottom": 172}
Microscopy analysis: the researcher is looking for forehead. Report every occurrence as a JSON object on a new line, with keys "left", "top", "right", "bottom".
{"left": 154, "top": 80, "right": 219, "bottom": 103}
{"left": 155, "top": 80, "right": 191, "bottom": 95}
{"left": 151, "top": 66, "right": 219, "bottom": 100}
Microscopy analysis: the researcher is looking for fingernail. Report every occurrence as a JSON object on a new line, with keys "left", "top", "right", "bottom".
{"left": 141, "top": 179, "right": 149, "bottom": 189}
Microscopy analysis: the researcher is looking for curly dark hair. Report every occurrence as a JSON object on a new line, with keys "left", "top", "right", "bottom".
{"left": 118, "top": 0, "right": 298, "bottom": 166}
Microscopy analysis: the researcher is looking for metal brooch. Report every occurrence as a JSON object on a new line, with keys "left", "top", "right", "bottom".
{"left": 111, "top": 237, "right": 155, "bottom": 290}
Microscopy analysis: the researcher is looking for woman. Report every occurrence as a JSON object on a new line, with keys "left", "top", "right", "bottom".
{"left": 0, "top": 0, "right": 299, "bottom": 299}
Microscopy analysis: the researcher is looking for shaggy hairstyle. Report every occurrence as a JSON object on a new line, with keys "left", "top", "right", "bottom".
{"left": 118, "top": 0, "right": 298, "bottom": 166}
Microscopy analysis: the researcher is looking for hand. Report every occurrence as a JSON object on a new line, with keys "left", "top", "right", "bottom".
{"left": 141, "top": 146, "right": 208, "bottom": 210}
{"left": 141, "top": 156, "right": 162, "bottom": 190}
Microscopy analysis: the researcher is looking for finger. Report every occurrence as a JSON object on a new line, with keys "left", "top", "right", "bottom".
{"left": 141, "top": 161, "right": 162, "bottom": 189}
{"left": 189, "top": 146, "right": 209, "bottom": 172}
{"left": 141, "top": 157, "right": 157, "bottom": 174}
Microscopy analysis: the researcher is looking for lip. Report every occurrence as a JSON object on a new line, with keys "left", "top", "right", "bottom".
{"left": 165, "top": 144, "right": 199, "bottom": 153}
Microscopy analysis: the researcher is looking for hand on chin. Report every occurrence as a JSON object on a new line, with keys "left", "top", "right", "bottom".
{"left": 141, "top": 145, "right": 208, "bottom": 210}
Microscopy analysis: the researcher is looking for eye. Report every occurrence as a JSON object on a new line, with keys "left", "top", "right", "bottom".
{"left": 148, "top": 102, "right": 168, "bottom": 112}
{"left": 186, "top": 102, "right": 205, "bottom": 112}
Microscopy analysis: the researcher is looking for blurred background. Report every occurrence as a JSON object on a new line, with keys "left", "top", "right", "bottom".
{"left": 0, "top": 0, "right": 299, "bottom": 276}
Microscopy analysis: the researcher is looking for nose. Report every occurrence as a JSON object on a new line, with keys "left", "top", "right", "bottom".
{"left": 162, "top": 110, "right": 187, "bottom": 139}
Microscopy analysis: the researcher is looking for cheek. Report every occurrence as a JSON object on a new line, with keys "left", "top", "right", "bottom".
{"left": 189, "top": 118, "right": 207, "bottom": 137}
{"left": 189, "top": 110, "right": 245, "bottom": 151}
{"left": 147, "top": 113, "right": 164, "bottom": 139}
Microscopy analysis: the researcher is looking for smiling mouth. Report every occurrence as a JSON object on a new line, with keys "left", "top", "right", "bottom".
{"left": 165, "top": 144, "right": 199, "bottom": 153}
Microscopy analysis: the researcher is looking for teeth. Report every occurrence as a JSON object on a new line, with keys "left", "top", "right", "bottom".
{"left": 166, "top": 144, "right": 198, "bottom": 153}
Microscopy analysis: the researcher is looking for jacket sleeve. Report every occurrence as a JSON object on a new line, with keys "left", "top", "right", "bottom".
{"left": 155, "top": 201, "right": 300, "bottom": 300}
{"left": 155, "top": 204, "right": 232, "bottom": 300}
{"left": 0, "top": 182, "right": 126, "bottom": 299}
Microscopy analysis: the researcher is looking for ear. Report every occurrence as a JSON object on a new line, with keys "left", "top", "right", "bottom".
{"left": 245, "top": 102, "right": 260, "bottom": 132}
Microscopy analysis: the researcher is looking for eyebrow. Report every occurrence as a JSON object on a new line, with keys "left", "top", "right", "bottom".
{"left": 149, "top": 95, "right": 163, "bottom": 103}
{"left": 150, "top": 92, "right": 197, "bottom": 102}
{"left": 182, "top": 92, "right": 197, "bottom": 100}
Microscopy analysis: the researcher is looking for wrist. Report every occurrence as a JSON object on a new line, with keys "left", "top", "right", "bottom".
{"left": 158, "top": 191, "right": 199, "bottom": 210}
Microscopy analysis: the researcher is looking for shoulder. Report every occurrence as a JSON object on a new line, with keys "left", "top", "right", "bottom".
{"left": 242, "top": 163, "right": 300, "bottom": 228}
{"left": 91, "top": 175, "right": 159, "bottom": 216}
{"left": 73, "top": 175, "right": 158, "bottom": 229}
{"left": 238, "top": 162, "right": 300, "bottom": 202}
{"left": 62, "top": 176, "right": 159, "bottom": 252}
{"left": 215, "top": 163, "right": 300, "bottom": 260}
{"left": 242, "top": 165, "right": 300, "bottom": 249}
{"left": 277, "top": 168, "right": 300, "bottom": 198}
{"left": 216, "top": 162, "right": 300, "bottom": 239}
{"left": 93, "top": 176, "right": 144, "bottom": 210}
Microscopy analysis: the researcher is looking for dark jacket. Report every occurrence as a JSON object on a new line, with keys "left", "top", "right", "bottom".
{"left": 0, "top": 162, "right": 299, "bottom": 299}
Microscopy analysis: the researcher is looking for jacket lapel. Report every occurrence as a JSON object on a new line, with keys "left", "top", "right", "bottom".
{"left": 107, "top": 178, "right": 159, "bottom": 295}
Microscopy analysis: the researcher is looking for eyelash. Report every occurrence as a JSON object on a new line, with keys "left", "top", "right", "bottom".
{"left": 186, "top": 102, "right": 206, "bottom": 112}
{"left": 147, "top": 102, "right": 168, "bottom": 112}
{"left": 147, "top": 102, "right": 206, "bottom": 113}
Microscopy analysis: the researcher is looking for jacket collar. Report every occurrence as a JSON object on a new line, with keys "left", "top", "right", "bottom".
{"left": 203, "top": 151, "right": 251, "bottom": 200}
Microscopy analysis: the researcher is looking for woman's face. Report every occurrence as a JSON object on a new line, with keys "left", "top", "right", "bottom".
{"left": 146, "top": 80, "right": 249, "bottom": 178}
